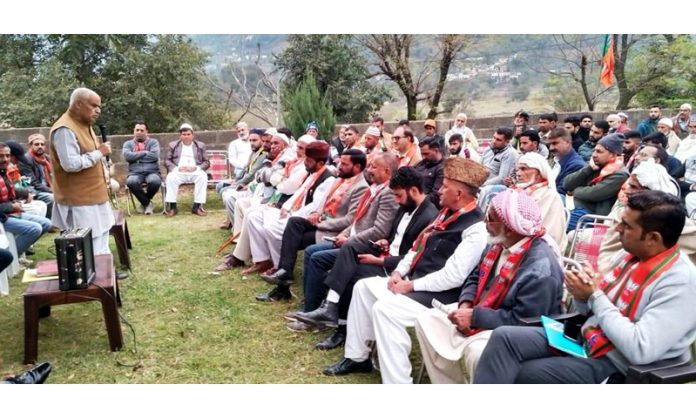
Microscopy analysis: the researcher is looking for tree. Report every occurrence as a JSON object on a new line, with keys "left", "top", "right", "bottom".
{"left": 356, "top": 34, "right": 471, "bottom": 119}
{"left": 0, "top": 35, "right": 229, "bottom": 133}
{"left": 614, "top": 34, "right": 696, "bottom": 109}
{"left": 523, "top": 34, "right": 611, "bottom": 111}
{"left": 282, "top": 76, "right": 336, "bottom": 141}
{"left": 275, "top": 35, "right": 387, "bottom": 123}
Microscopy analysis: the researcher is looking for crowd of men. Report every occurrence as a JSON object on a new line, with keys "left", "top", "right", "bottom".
{"left": 158, "top": 106, "right": 694, "bottom": 384}
{"left": 3, "top": 91, "right": 696, "bottom": 384}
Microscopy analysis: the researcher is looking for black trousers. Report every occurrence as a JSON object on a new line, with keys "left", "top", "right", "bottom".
{"left": 278, "top": 217, "right": 318, "bottom": 274}
{"left": 324, "top": 241, "right": 391, "bottom": 320}
{"left": 127, "top": 173, "right": 162, "bottom": 206}
{"left": 474, "top": 326, "right": 619, "bottom": 384}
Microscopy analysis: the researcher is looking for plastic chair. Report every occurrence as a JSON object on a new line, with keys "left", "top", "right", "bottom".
{"left": 566, "top": 214, "right": 614, "bottom": 270}
{"left": 207, "top": 151, "right": 230, "bottom": 187}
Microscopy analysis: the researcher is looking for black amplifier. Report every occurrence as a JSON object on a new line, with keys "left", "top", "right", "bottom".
{"left": 55, "top": 228, "right": 96, "bottom": 291}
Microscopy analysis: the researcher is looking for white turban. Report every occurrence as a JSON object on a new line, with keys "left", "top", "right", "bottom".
{"left": 518, "top": 152, "right": 557, "bottom": 191}
{"left": 297, "top": 134, "right": 316, "bottom": 145}
{"left": 631, "top": 159, "right": 678, "bottom": 196}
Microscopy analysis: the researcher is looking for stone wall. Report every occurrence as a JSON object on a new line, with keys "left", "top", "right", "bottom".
{"left": 0, "top": 109, "right": 668, "bottom": 185}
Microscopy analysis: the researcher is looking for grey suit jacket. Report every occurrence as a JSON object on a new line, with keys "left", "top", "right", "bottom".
{"left": 315, "top": 173, "right": 369, "bottom": 241}
{"left": 341, "top": 184, "right": 398, "bottom": 245}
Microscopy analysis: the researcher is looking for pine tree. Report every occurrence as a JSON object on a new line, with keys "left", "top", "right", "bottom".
{"left": 282, "top": 76, "right": 336, "bottom": 140}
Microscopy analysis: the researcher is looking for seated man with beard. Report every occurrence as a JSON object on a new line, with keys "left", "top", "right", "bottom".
{"left": 321, "top": 158, "right": 492, "bottom": 380}
{"left": 414, "top": 189, "right": 564, "bottom": 384}
{"left": 475, "top": 191, "right": 696, "bottom": 384}
{"left": 284, "top": 167, "right": 438, "bottom": 343}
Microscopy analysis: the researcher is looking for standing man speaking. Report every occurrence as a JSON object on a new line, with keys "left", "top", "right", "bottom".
{"left": 48, "top": 87, "right": 114, "bottom": 255}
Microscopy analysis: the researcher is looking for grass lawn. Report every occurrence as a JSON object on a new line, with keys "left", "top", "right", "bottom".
{"left": 0, "top": 190, "right": 425, "bottom": 384}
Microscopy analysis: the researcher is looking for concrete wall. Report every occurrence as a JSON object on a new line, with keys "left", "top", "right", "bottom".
{"left": 0, "top": 108, "right": 666, "bottom": 185}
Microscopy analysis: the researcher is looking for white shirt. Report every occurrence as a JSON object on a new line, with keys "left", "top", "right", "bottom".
{"left": 389, "top": 209, "right": 415, "bottom": 256}
{"left": 395, "top": 221, "right": 488, "bottom": 292}
{"left": 282, "top": 172, "right": 336, "bottom": 219}
{"left": 228, "top": 137, "right": 252, "bottom": 173}
{"left": 178, "top": 144, "right": 196, "bottom": 169}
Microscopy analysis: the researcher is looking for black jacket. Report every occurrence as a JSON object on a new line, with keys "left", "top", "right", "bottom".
{"left": 414, "top": 158, "right": 444, "bottom": 208}
{"left": 383, "top": 199, "right": 439, "bottom": 272}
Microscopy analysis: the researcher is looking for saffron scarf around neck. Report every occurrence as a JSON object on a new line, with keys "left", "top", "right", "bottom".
{"left": 591, "top": 155, "right": 624, "bottom": 185}
{"left": 30, "top": 149, "right": 53, "bottom": 187}
{"left": 582, "top": 245, "right": 680, "bottom": 358}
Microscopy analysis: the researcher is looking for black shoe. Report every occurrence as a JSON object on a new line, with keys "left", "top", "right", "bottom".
{"left": 260, "top": 268, "right": 293, "bottom": 286}
{"left": 116, "top": 271, "right": 129, "bottom": 280}
{"left": 295, "top": 299, "right": 339, "bottom": 328}
{"left": 315, "top": 325, "right": 346, "bottom": 350}
{"left": 5, "top": 362, "right": 52, "bottom": 384}
{"left": 255, "top": 286, "right": 292, "bottom": 302}
{"left": 25, "top": 245, "right": 36, "bottom": 256}
{"left": 323, "top": 358, "right": 373, "bottom": 376}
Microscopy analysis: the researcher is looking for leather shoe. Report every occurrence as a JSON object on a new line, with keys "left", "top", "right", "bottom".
{"left": 315, "top": 325, "right": 346, "bottom": 350}
{"left": 260, "top": 268, "right": 293, "bottom": 286}
{"left": 323, "top": 358, "right": 373, "bottom": 376}
{"left": 255, "top": 285, "right": 292, "bottom": 302}
{"left": 192, "top": 207, "right": 207, "bottom": 217}
{"left": 165, "top": 208, "right": 178, "bottom": 217}
{"left": 214, "top": 255, "right": 245, "bottom": 271}
{"left": 5, "top": 362, "right": 52, "bottom": 384}
{"left": 286, "top": 320, "right": 326, "bottom": 332}
{"left": 242, "top": 260, "right": 274, "bottom": 275}
{"left": 116, "top": 271, "right": 129, "bottom": 280}
{"left": 294, "top": 299, "right": 339, "bottom": 328}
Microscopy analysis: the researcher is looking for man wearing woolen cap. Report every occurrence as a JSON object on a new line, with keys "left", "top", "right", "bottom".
{"left": 564, "top": 133, "right": 629, "bottom": 231}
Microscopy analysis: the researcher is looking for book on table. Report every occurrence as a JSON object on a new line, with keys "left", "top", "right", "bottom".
{"left": 35, "top": 260, "right": 58, "bottom": 277}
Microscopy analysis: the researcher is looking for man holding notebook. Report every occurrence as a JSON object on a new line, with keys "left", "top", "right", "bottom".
{"left": 474, "top": 190, "right": 696, "bottom": 384}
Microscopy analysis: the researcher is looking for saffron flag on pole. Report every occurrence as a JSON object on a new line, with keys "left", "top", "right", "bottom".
{"left": 600, "top": 34, "right": 615, "bottom": 87}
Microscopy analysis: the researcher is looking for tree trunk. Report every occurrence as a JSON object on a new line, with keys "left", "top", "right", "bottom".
{"left": 579, "top": 55, "right": 594, "bottom": 111}
{"left": 406, "top": 94, "right": 418, "bottom": 120}
{"left": 614, "top": 34, "right": 635, "bottom": 110}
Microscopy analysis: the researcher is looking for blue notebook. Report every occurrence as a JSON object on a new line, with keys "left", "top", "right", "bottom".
{"left": 541, "top": 315, "right": 588, "bottom": 359}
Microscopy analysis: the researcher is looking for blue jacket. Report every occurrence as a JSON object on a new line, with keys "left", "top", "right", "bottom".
{"left": 638, "top": 118, "right": 658, "bottom": 139}
{"left": 556, "top": 149, "right": 585, "bottom": 195}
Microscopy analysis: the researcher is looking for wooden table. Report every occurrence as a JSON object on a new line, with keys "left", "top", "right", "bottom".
{"left": 110, "top": 209, "right": 132, "bottom": 270}
{"left": 23, "top": 254, "right": 123, "bottom": 364}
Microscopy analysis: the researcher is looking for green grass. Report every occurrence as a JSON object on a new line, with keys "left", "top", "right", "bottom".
{"left": 0, "top": 189, "right": 427, "bottom": 383}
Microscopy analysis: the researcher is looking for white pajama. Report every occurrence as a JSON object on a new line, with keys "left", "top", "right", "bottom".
{"left": 165, "top": 168, "right": 207, "bottom": 204}
{"left": 414, "top": 308, "right": 492, "bottom": 384}
{"left": 247, "top": 207, "right": 288, "bottom": 264}
{"left": 344, "top": 276, "right": 429, "bottom": 384}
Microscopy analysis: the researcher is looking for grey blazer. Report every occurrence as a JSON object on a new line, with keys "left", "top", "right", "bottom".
{"left": 341, "top": 184, "right": 399, "bottom": 245}
{"left": 315, "top": 173, "right": 369, "bottom": 241}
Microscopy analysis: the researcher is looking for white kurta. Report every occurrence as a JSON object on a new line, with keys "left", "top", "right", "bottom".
{"left": 343, "top": 222, "right": 487, "bottom": 384}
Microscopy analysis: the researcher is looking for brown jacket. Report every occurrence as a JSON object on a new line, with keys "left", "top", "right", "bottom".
{"left": 165, "top": 139, "right": 210, "bottom": 172}
{"left": 49, "top": 112, "right": 109, "bottom": 206}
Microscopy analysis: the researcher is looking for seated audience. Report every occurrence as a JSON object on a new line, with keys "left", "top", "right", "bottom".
{"left": 392, "top": 127, "right": 422, "bottom": 168}
{"left": 122, "top": 121, "right": 161, "bottom": 215}
{"left": 448, "top": 133, "right": 481, "bottom": 162}
{"left": 0, "top": 143, "right": 51, "bottom": 256}
{"left": 475, "top": 191, "right": 696, "bottom": 384}
{"left": 481, "top": 127, "right": 518, "bottom": 187}
{"left": 564, "top": 134, "right": 629, "bottom": 231}
{"left": 641, "top": 132, "right": 684, "bottom": 178}
{"left": 578, "top": 120, "right": 609, "bottom": 162}
{"left": 673, "top": 115, "right": 696, "bottom": 163}
{"left": 512, "top": 152, "right": 567, "bottom": 250}
{"left": 415, "top": 189, "right": 564, "bottom": 384}
{"left": 517, "top": 129, "right": 549, "bottom": 158}
{"left": 413, "top": 137, "right": 444, "bottom": 208}
{"left": 164, "top": 123, "right": 210, "bottom": 217}
{"left": 321, "top": 158, "right": 491, "bottom": 380}
{"left": 19, "top": 134, "right": 54, "bottom": 217}
{"left": 257, "top": 149, "right": 368, "bottom": 301}
{"left": 547, "top": 127, "right": 584, "bottom": 201}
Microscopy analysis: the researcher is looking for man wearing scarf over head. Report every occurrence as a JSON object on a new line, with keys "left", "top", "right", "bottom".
{"left": 513, "top": 152, "right": 567, "bottom": 250}
{"left": 475, "top": 190, "right": 696, "bottom": 384}
{"left": 413, "top": 189, "right": 564, "bottom": 384}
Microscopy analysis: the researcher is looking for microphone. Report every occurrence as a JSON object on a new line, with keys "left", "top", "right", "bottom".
{"left": 98, "top": 124, "right": 110, "bottom": 163}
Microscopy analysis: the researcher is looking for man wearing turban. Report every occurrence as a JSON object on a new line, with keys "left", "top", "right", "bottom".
{"left": 413, "top": 189, "right": 565, "bottom": 384}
